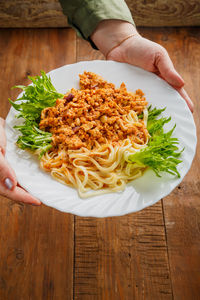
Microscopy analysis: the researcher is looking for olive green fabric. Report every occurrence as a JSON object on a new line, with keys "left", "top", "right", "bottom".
{"left": 59, "top": 0, "right": 135, "bottom": 44}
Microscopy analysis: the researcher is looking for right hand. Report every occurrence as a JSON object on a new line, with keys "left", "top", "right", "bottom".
{"left": 0, "top": 117, "right": 41, "bottom": 205}
{"left": 91, "top": 20, "right": 193, "bottom": 112}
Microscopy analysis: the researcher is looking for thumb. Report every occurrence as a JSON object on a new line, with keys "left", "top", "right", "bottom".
{"left": 155, "top": 48, "right": 184, "bottom": 88}
{"left": 0, "top": 151, "right": 17, "bottom": 190}
{"left": 0, "top": 152, "right": 41, "bottom": 206}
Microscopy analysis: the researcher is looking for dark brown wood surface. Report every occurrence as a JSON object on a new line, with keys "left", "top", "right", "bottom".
{"left": 0, "top": 28, "right": 76, "bottom": 300}
{"left": 0, "top": 27, "right": 199, "bottom": 300}
{"left": 0, "top": 0, "right": 200, "bottom": 28}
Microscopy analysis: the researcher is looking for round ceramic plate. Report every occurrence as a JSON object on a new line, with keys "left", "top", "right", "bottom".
{"left": 5, "top": 61, "right": 197, "bottom": 217}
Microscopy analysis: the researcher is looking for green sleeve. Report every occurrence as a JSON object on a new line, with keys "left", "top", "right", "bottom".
{"left": 58, "top": 0, "right": 135, "bottom": 43}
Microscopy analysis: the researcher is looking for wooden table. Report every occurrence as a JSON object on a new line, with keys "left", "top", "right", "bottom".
{"left": 0, "top": 27, "right": 199, "bottom": 300}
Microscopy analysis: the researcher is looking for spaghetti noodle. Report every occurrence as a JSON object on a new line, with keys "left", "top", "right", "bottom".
{"left": 39, "top": 72, "right": 149, "bottom": 198}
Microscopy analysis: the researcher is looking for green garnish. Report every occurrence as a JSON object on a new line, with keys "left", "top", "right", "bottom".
{"left": 10, "top": 71, "right": 64, "bottom": 157}
{"left": 14, "top": 120, "right": 53, "bottom": 157}
{"left": 128, "top": 106, "right": 183, "bottom": 177}
{"left": 10, "top": 71, "right": 183, "bottom": 177}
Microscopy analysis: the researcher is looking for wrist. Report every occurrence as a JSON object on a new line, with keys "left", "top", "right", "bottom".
{"left": 90, "top": 20, "right": 139, "bottom": 57}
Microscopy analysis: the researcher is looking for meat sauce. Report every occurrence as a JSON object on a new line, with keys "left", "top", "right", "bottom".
{"left": 39, "top": 72, "right": 148, "bottom": 150}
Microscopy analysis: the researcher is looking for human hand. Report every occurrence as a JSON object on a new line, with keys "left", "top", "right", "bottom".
{"left": 107, "top": 34, "right": 193, "bottom": 112}
{"left": 91, "top": 20, "right": 193, "bottom": 112}
{"left": 0, "top": 117, "right": 41, "bottom": 205}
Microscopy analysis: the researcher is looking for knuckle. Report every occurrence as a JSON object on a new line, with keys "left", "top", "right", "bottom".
{"left": 154, "top": 45, "right": 170, "bottom": 66}
{"left": 158, "top": 44, "right": 167, "bottom": 54}
{"left": 156, "top": 45, "right": 168, "bottom": 59}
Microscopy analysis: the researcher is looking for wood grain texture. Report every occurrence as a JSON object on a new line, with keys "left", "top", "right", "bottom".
{"left": 0, "top": 0, "right": 200, "bottom": 28}
{"left": 0, "top": 0, "right": 68, "bottom": 28}
{"left": 139, "top": 27, "right": 200, "bottom": 300}
{"left": 152, "top": 27, "right": 200, "bottom": 300}
{"left": 127, "top": 0, "right": 200, "bottom": 27}
{"left": 74, "top": 204, "right": 172, "bottom": 300}
{"left": 0, "top": 28, "right": 76, "bottom": 300}
{"left": 0, "top": 203, "right": 74, "bottom": 300}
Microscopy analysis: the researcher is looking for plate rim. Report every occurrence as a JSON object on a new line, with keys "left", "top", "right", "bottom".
{"left": 5, "top": 60, "right": 197, "bottom": 217}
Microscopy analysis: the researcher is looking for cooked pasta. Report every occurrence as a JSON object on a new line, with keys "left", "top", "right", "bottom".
{"left": 39, "top": 72, "right": 149, "bottom": 198}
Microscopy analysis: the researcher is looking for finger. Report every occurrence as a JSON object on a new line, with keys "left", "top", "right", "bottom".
{"left": 174, "top": 87, "right": 194, "bottom": 113}
{"left": 155, "top": 49, "right": 185, "bottom": 88}
{"left": 1, "top": 184, "right": 41, "bottom": 205}
{"left": 157, "top": 73, "right": 194, "bottom": 112}
{"left": 0, "top": 151, "right": 17, "bottom": 190}
{"left": 0, "top": 117, "right": 6, "bottom": 155}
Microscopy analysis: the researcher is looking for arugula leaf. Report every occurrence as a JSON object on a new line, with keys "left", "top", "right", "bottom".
{"left": 128, "top": 107, "right": 183, "bottom": 177}
{"left": 10, "top": 71, "right": 63, "bottom": 156}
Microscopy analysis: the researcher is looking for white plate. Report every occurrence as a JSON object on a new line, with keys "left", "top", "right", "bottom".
{"left": 5, "top": 61, "right": 197, "bottom": 217}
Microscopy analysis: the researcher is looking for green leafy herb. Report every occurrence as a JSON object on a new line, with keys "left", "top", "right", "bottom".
{"left": 9, "top": 71, "right": 63, "bottom": 122}
{"left": 147, "top": 105, "right": 166, "bottom": 121}
{"left": 11, "top": 72, "right": 183, "bottom": 177}
{"left": 128, "top": 107, "right": 183, "bottom": 177}
{"left": 138, "top": 105, "right": 165, "bottom": 120}
{"left": 14, "top": 120, "right": 53, "bottom": 157}
{"left": 10, "top": 71, "right": 64, "bottom": 156}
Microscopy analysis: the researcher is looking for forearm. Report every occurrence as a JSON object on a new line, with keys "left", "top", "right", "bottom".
{"left": 90, "top": 20, "right": 138, "bottom": 57}
{"left": 58, "top": 0, "right": 135, "bottom": 44}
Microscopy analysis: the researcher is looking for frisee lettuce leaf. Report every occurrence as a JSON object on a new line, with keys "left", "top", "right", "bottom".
{"left": 128, "top": 106, "right": 183, "bottom": 177}
{"left": 14, "top": 120, "right": 53, "bottom": 157}
{"left": 9, "top": 71, "right": 63, "bottom": 122}
{"left": 10, "top": 71, "right": 183, "bottom": 176}
{"left": 10, "top": 71, "right": 64, "bottom": 157}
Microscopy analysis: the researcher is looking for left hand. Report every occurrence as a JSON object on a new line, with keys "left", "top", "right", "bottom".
{"left": 0, "top": 117, "right": 41, "bottom": 206}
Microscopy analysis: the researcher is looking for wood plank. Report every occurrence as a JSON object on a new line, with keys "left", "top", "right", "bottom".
{"left": 74, "top": 36, "right": 172, "bottom": 300}
{"left": 145, "top": 27, "right": 200, "bottom": 300}
{"left": 0, "top": 203, "right": 74, "bottom": 300}
{"left": 0, "top": 28, "right": 76, "bottom": 300}
{"left": 0, "top": 0, "right": 68, "bottom": 28}
{"left": 0, "top": 0, "right": 200, "bottom": 28}
{"left": 127, "top": 0, "right": 200, "bottom": 27}
{"left": 74, "top": 204, "right": 172, "bottom": 299}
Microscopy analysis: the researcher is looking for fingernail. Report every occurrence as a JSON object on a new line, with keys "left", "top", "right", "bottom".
{"left": 4, "top": 178, "right": 13, "bottom": 190}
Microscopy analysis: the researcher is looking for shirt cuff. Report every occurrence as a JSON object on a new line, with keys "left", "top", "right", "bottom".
{"left": 59, "top": 0, "right": 135, "bottom": 49}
